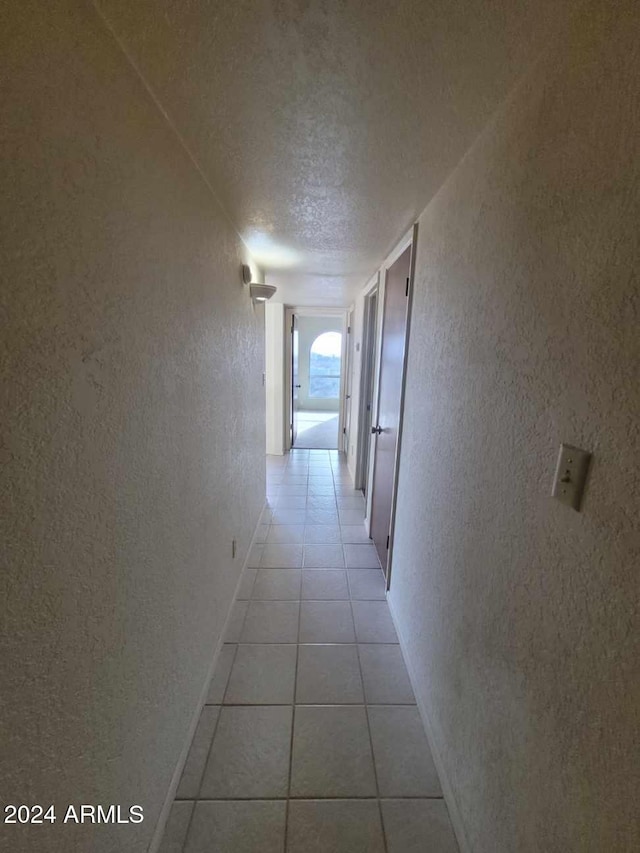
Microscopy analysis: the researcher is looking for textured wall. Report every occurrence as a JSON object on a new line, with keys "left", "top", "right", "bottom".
{"left": 265, "top": 303, "right": 285, "bottom": 455}
{"left": 390, "top": 5, "right": 640, "bottom": 852}
{"left": 0, "top": 2, "right": 264, "bottom": 851}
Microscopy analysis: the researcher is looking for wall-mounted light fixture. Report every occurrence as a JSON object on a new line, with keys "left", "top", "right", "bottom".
{"left": 250, "top": 284, "right": 277, "bottom": 302}
{"left": 241, "top": 264, "right": 277, "bottom": 303}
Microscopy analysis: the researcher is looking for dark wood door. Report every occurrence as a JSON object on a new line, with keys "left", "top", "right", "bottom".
{"left": 370, "top": 246, "right": 411, "bottom": 572}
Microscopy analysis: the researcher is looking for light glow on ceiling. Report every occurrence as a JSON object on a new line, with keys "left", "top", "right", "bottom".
{"left": 243, "top": 230, "right": 301, "bottom": 269}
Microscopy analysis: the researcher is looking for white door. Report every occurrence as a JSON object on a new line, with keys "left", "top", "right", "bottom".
{"left": 291, "top": 314, "right": 300, "bottom": 446}
{"left": 342, "top": 311, "right": 353, "bottom": 455}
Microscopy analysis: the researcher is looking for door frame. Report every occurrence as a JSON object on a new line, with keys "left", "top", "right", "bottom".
{"left": 355, "top": 274, "right": 380, "bottom": 492}
{"left": 291, "top": 313, "right": 300, "bottom": 448}
{"left": 284, "top": 307, "right": 349, "bottom": 452}
{"left": 365, "top": 224, "right": 418, "bottom": 588}
{"left": 342, "top": 308, "right": 354, "bottom": 455}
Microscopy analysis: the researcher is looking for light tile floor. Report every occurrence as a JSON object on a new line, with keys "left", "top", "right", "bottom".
{"left": 160, "top": 449, "right": 459, "bottom": 853}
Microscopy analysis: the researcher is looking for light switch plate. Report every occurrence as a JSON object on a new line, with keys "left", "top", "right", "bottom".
{"left": 551, "top": 443, "right": 591, "bottom": 511}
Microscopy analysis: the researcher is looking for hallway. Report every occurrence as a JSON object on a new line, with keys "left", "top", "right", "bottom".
{"left": 159, "top": 450, "right": 459, "bottom": 852}
{"left": 4, "top": 3, "right": 639, "bottom": 852}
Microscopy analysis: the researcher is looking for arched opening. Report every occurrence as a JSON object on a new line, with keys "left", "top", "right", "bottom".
{"left": 309, "top": 331, "right": 342, "bottom": 398}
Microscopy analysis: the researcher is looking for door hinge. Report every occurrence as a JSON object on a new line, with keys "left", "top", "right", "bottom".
{"left": 343, "top": 427, "right": 346, "bottom": 434}
{"left": 347, "top": 325, "right": 351, "bottom": 334}
{"left": 386, "top": 534, "right": 390, "bottom": 549}
{"left": 405, "top": 277, "right": 410, "bottom": 297}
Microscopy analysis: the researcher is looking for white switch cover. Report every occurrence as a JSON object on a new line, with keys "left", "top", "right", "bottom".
{"left": 551, "top": 443, "right": 591, "bottom": 511}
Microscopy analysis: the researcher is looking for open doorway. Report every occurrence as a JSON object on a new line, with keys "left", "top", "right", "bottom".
{"left": 355, "top": 286, "right": 378, "bottom": 496}
{"left": 291, "top": 315, "right": 343, "bottom": 449}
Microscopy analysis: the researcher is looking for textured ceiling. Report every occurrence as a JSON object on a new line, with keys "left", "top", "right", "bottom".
{"left": 94, "top": 0, "right": 581, "bottom": 306}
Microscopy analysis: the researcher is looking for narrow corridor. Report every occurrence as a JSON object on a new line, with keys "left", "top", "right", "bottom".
{"left": 159, "top": 450, "right": 459, "bottom": 852}
{"left": 5, "top": 4, "right": 637, "bottom": 851}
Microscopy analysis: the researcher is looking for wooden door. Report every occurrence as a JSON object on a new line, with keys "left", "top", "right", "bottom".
{"left": 370, "top": 246, "right": 412, "bottom": 571}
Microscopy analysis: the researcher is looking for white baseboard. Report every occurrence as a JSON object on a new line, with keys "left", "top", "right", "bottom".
{"left": 147, "top": 500, "right": 267, "bottom": 853}
{"left": 386, "top": 595, "right": 473, "bottom": 853}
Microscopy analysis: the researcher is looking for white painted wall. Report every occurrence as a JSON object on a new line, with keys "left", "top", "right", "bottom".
{"left": 1, "top": 3, "right": 265, "bottom": 852}
{"left": 389, "top": 5, "right": 640, "bottom": 851}
{"left": 265, "top": 302, "right": 286, "bottom": 455}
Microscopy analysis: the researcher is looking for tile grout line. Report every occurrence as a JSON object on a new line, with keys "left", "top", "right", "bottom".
{"left": 235, "top": 585, "right": 253, "bottom": 642}
{"left": 260, "top": 454, "right": 390, "bottom": 847}
{"left": 175, "top": 539, "right": 268, "bottom": 845}
{"left": 196, "top": 658, "right": 234, "bottom": 793}
{"left": 186, "top": 794, "right": 443, "bottom": 802}
{"left": 179, "top": 663, "right": 230, "bottom": 853}
{"left": 353, "top": 610, "right": 390, "bottom": 853}
{"left": 219, "top": 643, "right": 241, "bottom": 707}
{"left": 283, "top": 451, "right": 307, "bottom": 847}
{"left": 245, "top": 567, "right": 258, "bottom": 600}
{"left": 179, "top": 801, "right": 196, "bottom": 853}
{"left": 283, "top": 606, "right": 301, "bottom": 851}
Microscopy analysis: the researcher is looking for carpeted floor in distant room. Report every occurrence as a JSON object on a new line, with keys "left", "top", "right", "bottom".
{"left": 294, "top": 412, "right": 339, "bottom": 449}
